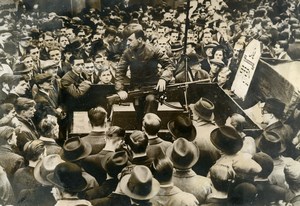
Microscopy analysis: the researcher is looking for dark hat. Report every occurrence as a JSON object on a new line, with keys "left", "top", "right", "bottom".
{"left": 60, "top": 136, "right": 92, "bottom": 162}
{"left": 190, "top": 97, "right": 215, "bottom": 122}
{"left": 171, "top": 42, "right": 183, "bottom": 52}
{"left": 34, "top": 73, "right": 53, "bottom": 85}
{"left": 119, "top": 165, "right": 160, "bottom": 200}
{"left": 210, "top": 58, "right": 225, "bottom": 67}
{"left": 166, "top": 137, "right": 199, "bottom": 169}
{"left": 64, "top": 40, "right": 83, "bottom": 53}
{"left": 187, "top": 53, "right": 200, "bottom": 66}
{"left": 257, "top": 131, "right": 286, "bottom": 155}
{"left": 34, "top": 154, "right": 64, "bottom": 186}
{"left": 263, "top": 98, "right": 285, "bottom": 118}
{"left": 228, "top": 183, "right": 258, "bottom": 205}
{"left": 47, "top": 162, "right": 87, "bottom": 192}
{"left": 204, "top": 41, "right": 219, "bottom": 49}
{"left": 210, "top": 126, "right": 243, "bottom": 155}
{"left": 252, "top": 152, "right": 274, "bottom": 178}
{"left": 167, "top": 115, "right": 196, "bottom": 141}
{"left": 13, "top": 62, "right": 32, "bottom": 75}
{"left": 101, "top": 151, "right": 128, "bottom": 177}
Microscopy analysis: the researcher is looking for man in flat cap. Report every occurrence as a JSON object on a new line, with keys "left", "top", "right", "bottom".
{"left": 34, "top": 73, "right": 65, "bottom": 122}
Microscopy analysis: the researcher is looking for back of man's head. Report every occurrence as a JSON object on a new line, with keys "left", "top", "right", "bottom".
{"left": 88, "top": 106, "right": 107, "bottom": 127}
{"left": 142, "top": 113, "right": 161, "bottom": 136}
{"left": 125, "top": 130, "right": 148, "bottom": 154}
{"left": 151, "top": 157, "right": 173, "bottom": 184}
{"left": 106, "top": 126, "right": 126, "bottom": 142}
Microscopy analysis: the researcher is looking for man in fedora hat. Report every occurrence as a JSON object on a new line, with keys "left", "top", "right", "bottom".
{"left": 261, "top": 98, "right": 296, "bottom": 158}
{"left": 167, "top": 138, "right": 212, "bottom": 204}
{"left": 150, "top": 157, "right": 199, "bottom": 206}
{"left": 225, "top": 113, "right": 256, "bottom": 155}
{"left": 143, "top": 113, "right": 172, "bottom": 160}
{"left": 119, "top": 165, "right": 160, "bottom": 205}
{"left": 257, "top": 131, "right": 297, "bottom": 189}
{"left": 60, "top": 136, "right": 98, "bottom": 189}
{"left": 210, "top": 126, "right": 260, "bottom": 177}
{"left": 167, "top": 114, "right": 197, "bottom": 142}
{"left": 189, "top": 97, "right": 220, "bottom": 176}
{"left": 92, "top": 165, "right": 158, "bottom": 206}
{"left": 47, "top": 162, "right": 92, "bottom": 206}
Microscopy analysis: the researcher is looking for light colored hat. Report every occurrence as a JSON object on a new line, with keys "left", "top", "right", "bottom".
{"left": 119, "top": 165, "right": 160, "bottom": 200}
{"left": 34, "top": 154, "right": 64, "bottom": 186}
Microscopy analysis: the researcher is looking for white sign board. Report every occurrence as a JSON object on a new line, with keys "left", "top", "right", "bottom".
{"left": 231, "top": 39, "right": 261, "bottom": 100}
{"left": 0, "top": 0, "right": 18, "bottom": 12}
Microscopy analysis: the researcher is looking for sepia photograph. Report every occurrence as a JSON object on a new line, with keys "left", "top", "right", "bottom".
{"left": 0, "top": 0, "right": 300, "bottom": 205}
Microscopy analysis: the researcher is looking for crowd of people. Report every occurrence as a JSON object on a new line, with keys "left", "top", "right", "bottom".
{"left": 1, "top": 0, "right": 300, "bottom": 205}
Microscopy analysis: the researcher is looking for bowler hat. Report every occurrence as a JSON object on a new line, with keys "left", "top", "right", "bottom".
{"left": 263, "top": 98, "right": 285, "bottom": 118}
{"left": 167, "top": 115, "right": 196, "bottom": 141}
{"left": 210, "top": 59, "right": 225, "bottom": 67}
{"left": 210, "top": 126, "right": 243, "bottom": 155}
{"left": 119, "top": 165, "right": 160, "bottom": 200}
{"left": 60, "top": 136, "right": 92, "bottom": 162}
{"left": 13, "top": 62, "right": 32, "bottom": 75}
{"left": 171, "top": 42, "right": 183, "bottom": 52}
{"left": 101, "top": 150, "right": 128, "bottom": 177}
{"left": 34, "top": 73, "right": 53, "bottom": 85}
{"left": 257, "top": 131, "right": 286, "bottom": 155}
{"left": 190, "top": 97, "right": 215, "bottom": 122}
{"left": 166, "top": 137, "right": 199, "bottom": 169}
{"left": 34, "top": 154, "right": 64, "bottom": 186}
{"left": 47, "top": 162, "right": 87, "bottom": 192}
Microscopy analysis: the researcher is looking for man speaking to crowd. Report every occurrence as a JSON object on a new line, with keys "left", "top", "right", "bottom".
{"left": 114, "top": 30, "right": 174, "bottom": 129}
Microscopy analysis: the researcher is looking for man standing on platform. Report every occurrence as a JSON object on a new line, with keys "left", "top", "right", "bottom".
{"left": 115, "top": 30, "right": 174, "bottom": 129}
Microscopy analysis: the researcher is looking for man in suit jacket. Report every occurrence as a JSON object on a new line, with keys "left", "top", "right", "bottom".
{"left": 82, "top": 106, "right": 108, "bottom": 155}
{"left": 48, "top": 47, "right": 72, "bottom": 78}
{"left": 0, "top": 126, "right": 24, "bottom": 181}
{"left": 143, "top": 113, "right": 172, "bottom": 159}
{"left": 34, "top": 73, "right": 64, "bottom": 121}
{"left": 61, "top": 55, "right": 91, "bottom": 110}
{"left": 14, "top": 98, "right": 39, "bottom": 151}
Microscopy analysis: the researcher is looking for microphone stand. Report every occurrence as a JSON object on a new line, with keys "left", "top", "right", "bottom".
{"left": 182, "top": 0, "right": 191, "bottom": 117}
